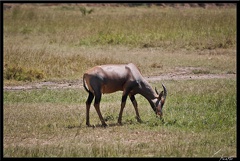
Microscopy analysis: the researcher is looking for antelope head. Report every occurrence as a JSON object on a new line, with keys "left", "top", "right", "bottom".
{"left": 155, "top": 83, "right": 167, "bottom": 118}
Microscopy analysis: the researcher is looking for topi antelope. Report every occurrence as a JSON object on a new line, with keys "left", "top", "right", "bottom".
{"left": 83, "top": 63, "right": 167, "bottom": 127}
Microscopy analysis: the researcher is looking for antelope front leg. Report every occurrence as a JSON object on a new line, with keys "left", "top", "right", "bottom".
{"left": 118, "top": 94, "right": 128, "bottom": 125}
{"left": 130, "top": 95, "right": 142, "bottom": 123}
{"left": 118, "top": 101, "right": 126, "bottom": 125}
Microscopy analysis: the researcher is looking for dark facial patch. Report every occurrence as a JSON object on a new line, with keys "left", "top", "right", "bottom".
{"left": 161, "top": 97, "right": 165, "bottom": 106}
{"left": 155, "top": 100, "right": 163, "bottom": 116}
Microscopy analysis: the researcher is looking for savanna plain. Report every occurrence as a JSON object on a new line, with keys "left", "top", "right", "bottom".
{"left": 3, "top": 4, "right": 236, "bottom": 157}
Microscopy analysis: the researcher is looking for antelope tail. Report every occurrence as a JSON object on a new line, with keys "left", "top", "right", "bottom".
{"left": 83, "top": 74, "right": 90, "bottom": 93}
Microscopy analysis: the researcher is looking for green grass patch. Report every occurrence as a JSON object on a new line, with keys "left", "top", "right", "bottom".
{"left": 4, "top": 79, "right": 236, "bottom": 157}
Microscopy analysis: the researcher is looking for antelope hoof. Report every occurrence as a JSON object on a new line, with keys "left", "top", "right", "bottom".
{"left": 137, "top": 119, "right": 143, "bottom": 123}
{"left": 117, "top": 119, "right": 123, "bottom": 125}
{"left": 86, "top": 123, "right": 95, "bottom": 128}
{"left": 117, "top": 121, "right": 123, "bottom": 126}
{"left": 136, "top": 116, "right": 143, "bottom": 123}
{"left": 102, "top": 123, "right": 108, "bottom": 127}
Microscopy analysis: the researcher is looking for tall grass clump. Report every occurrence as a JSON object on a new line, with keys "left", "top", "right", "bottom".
{"left": 4, "top": 66, "right": 45, "bottom": 81}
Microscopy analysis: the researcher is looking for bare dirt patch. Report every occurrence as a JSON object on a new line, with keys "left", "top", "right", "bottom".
{"left": 4, "top": 67, "right": 235, "bottom": 91}
{"left": 146, "top": 67, "right": 236, "bottom": 81}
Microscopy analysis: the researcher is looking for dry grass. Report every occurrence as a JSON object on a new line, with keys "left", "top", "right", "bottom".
{"left": 3, "top": 45, "right": 236, "bottom": 85}
{"left": 3, "top": 4, "right": 236, "bottom": 84}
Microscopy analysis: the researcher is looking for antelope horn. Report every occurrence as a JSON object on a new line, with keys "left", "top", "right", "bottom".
{"left": 162, "top": 83, "right": 167, "bottom": 99}
{"left": 155, "top": 87, "right": 159, "bottom": 95}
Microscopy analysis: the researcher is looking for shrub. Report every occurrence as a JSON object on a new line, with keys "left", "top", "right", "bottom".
{"left": 79, "top": 6, "right": 94, "bottom": 16}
